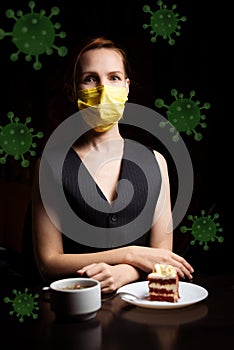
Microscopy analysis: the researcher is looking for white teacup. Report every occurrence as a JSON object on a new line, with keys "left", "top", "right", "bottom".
{"left": 43, "top": 277, "right": 101, "bottom": 320}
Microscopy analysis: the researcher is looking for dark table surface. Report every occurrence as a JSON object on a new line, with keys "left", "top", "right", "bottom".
{"left": 1, "top": 272, "right": 234, "bottom": 350}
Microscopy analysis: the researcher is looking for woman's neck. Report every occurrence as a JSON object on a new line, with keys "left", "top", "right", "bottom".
{"left": 73, "top": 124, "right": 123, "bottom": 152}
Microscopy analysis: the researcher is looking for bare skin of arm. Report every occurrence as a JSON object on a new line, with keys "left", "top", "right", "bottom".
{"left": 32, "top": 152, "right": 194, "bottom": 293}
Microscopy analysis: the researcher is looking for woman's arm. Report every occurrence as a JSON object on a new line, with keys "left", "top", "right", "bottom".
{"left": 150, "top": 150, "right": 173, "bottom": 249}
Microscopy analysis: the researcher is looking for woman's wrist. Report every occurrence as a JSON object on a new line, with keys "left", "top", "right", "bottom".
{"left": 114, "top": 264, "right": 140, "bottom": 288}
{"left": 123, "top": 245, "right": 137, "bottom": 265}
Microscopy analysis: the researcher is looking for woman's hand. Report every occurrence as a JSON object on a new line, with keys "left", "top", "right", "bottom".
{"left": 76, "top": 262, "right": 140, "bottom": 293}
{"left": 127, "top": 246, "right": 194, "bottom": 280}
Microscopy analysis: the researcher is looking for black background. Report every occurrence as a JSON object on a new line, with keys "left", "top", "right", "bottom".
{"left": 0, "top": 0, "right": 231, "bottom": 277}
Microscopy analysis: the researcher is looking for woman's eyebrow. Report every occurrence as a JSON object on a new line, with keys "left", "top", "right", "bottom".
{"left": 108, "top": 71, "right": 125, "bottom": 76}
{"left": 80, "top": 71, "right": 97, "bottom": 77}
{"left": 81, "top": 71, "right": 124, "bottom": 76}
{"left": 80, "top": 71, "right": 125, "bottom": 79}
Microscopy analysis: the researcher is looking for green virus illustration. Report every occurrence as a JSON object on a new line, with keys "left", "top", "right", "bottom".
{"left": 143, "top": 0, "right": 187, "bottom": 45}
{"left": 4, "top": 288, "right": 39, "bottom": 323}
{"left": 180, "top": 210, "right": 224, "bottom": 251}
{"left": 155, "top": 89, "right": 210, "bottom": 141}
{"left": 0, "top": 1, "right": 67, "bottom": 70}
{"left": 0, "top": 111, "right": 44, "bottom": 168}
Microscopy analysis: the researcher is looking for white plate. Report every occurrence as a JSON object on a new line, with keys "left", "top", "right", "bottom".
{"left": 116, "top": 281, "right": 208, "bottom": 309}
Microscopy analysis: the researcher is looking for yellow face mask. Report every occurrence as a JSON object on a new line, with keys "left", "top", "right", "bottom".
{"left": 77, "top": 85, "right": 128, "bottom": 132}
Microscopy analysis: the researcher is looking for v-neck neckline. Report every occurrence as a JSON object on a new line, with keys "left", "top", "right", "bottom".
{"left": 70, "top": 140, "right": 126, "bottom": 205}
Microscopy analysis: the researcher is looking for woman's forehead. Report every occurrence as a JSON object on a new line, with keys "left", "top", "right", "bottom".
{"left": 80, "top": 48, "right": 124, "bottom": 70}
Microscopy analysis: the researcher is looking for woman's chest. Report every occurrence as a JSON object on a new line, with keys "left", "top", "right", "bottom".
{"left": 91, "top": 158, "right": 122, "bottom": 203}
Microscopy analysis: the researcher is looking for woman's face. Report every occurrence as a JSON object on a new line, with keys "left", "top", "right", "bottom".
{"left": 78, "top": 48, "right": 130, "bottom": 92}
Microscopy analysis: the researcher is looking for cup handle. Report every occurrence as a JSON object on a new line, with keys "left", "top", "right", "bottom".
{"left": 42, "top": 286, "right": 51, "bottom": 302}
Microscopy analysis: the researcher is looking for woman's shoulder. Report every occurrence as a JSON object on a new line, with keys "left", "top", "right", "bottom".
{"left": 152, "top": 150, "right": 169, "bottom": 174}
{"left": 124, "top": 138, "right": 154, "bottom": 153}
{"left": 124, "top": 138, "right": 166, "bottom": 161}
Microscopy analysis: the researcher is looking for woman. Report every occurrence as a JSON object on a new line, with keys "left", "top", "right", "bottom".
{"left": 32, "top": 37, "right": 194, "bottom": 293}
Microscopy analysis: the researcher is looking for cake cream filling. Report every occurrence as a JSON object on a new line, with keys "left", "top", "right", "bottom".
{"left": 148, "top": 283, "right": 178, "bottom": 292}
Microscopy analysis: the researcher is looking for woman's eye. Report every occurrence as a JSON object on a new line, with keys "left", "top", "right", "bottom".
{"left": 110, "top": 76, "right": 120, "bottom": 81}
{"left": 84, "top": 76, "right": 96, "bottom": 82}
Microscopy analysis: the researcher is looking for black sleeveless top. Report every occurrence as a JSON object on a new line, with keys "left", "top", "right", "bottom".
{"left": 40, "top": 138, "right": 162, "bottom": 253}
{"left": 60, "top": 139, "right": 162, "bottom": 253}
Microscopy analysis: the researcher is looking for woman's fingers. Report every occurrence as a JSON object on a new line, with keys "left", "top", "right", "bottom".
{"left": 76, "top": 263, "right": 98, "bottom": 276}
{"left": 152, "top": 249, "right": 194, "bottom": 279}
{"left": 77, "top": 263, "right": 112, "bottom": 284}
{"left": 171, "top": 256, "right": 194, "bottom": 280}
{"left": 77, "top": 263, "right": 118, "bottom": 293}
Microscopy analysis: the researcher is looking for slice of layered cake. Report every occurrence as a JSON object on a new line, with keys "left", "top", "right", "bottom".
{"left": 147, "top": 263, "right": 180, "bottom": 302}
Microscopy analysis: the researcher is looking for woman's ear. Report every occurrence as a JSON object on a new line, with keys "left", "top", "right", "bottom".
{"left": 126, "top": 78, "right": 130, "bottom": 95}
